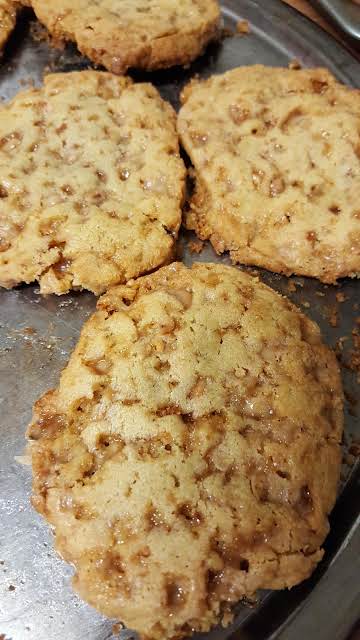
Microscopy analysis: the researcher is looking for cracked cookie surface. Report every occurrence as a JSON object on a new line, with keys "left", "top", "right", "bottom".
{"left": 28, "top": 262, "right": 343, "bottom": 640}
{"left": 23, "top": 0, "right": 220, "bottom": 73}
{"left": 0, "top": 71, "right": 185, "bottom": 295}
{"left": 0, "top": 0, "right": 17, "bottom": 51}
{"left": 178, "top": 65, "right": 360, "bottom": 283}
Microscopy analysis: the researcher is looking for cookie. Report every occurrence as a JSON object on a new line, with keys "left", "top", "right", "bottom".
{"left": 178, "top": 66, "right": 360, "bottom": 283}
{"left": 0, "top": 0, "right": 17, "bottom": 52}
{"left": 28, "top": 262, "right": 343, "bottom": 640}
{"left": 0, "top": 71, "right": 185, "bottom": 295}
{"left": 23, "top": 0, "right": 220, "bottom": 74}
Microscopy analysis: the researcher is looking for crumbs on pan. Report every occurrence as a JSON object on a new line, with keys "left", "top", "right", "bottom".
{"left": 29, "top": 19, "right": 64, "bottom": 48}
{"left": 335, "top": 336, "right": 349, "bottom": 355}
{"left": 236, "top": 20, "right": 250, "bottom": 34}
{"left": 349, "top": 320, "right": 360, "bottom": 383}
{"left": 336, "top": 292, "right": 347, "bottom": 303}
{"left": 188, "top": 239, "right": 204, "bottom": 254}
{"left": 349, "top": 440, "right": 360, "bottom": 457}
{"left": 344, "top": 389, "right": 357, "bottom": 418}
{"left": 221, "top": 26, "right": 236, "bottom": 38}
{"left": 336, "top": 318, "right": 360, "bottom": 384}
{"left": 112, "top": 622, "right": 124, "bottom": 635}
{"left": 289, "top": 59, "right": 302, "bottom": 70}
{"left": 343, "top": 435, "right": 360, "bottom": 468}
{"left": 287, "top": 280, "right": 297, "bottom": 293}
{"left": 329, "top": 306, "right": 338, "bottom": 328}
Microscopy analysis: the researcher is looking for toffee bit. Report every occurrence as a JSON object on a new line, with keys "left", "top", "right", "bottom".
{"left": 289, "top": 59, "right": 302, "bottom": 70}
{"left": 188, "top": 239, "right": 204, "bottom": 254}
{"left": 221, "top": 26, "right": 236, "bottom": 38}
{"left": 236, "top": 20, "right": 250, "bottom": 34}
{"left": 329, "top": 307, "right": 338, "bottom": 328}
{"left": 287, "top": 281, "right": 297, "bottom": 293}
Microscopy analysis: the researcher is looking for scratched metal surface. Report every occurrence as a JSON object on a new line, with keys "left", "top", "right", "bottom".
{"left": 0, "top": 2, "right": 359, "bottom": 640}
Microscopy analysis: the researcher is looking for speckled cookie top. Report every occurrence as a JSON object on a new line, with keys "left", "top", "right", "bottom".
{"left": 28, "top": 262, "right": 343, "bottom": 640}
{"left": 0, "top": 71, "right": 185, "bottom": 294}
{"left": 0, "top": 0, "right": 17, "bottom": 50}
{"left": 178, "top": 65, "right": 360, "bottom": 283}
{"left": 24, "top": 0, "right": 220, "bottom": 73}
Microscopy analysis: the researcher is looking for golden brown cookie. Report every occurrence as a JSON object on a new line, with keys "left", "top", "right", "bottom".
{"left": 24, "top": 0, "right": 220, "bottom": 73}
{"left": 178, "top": 66, "right": 360, "bottom": 283}
{"left": 0, "top": 0, "right": 17, "bottom": 52}
{"left": 28, "top": 262, "right": 343, "bottom": 640}
{"left": 0, "top": 71, "right": 185, "bottom": 295}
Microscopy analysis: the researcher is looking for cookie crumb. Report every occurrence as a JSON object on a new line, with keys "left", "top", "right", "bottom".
{"left": 336, "top": 292, "right": 346, "bottom": 303}
{"left": 349, "top": 325, "right": 360, "bottom": 382}
{"left": 112, "top": 622, "right": 124, "bottom": 635}
{"left": 344, "top": 453, "right": 355, "bottom": 466}
{"left": 23, "top": 327, "right": 36, "bottom": 335}
{"left": 236, "top": 20, "right": 250, "bottom": 34}
{"left": 221, "top": 607, "right": 233, "bottom": 626}
{"left": 188, "top": 239, "right": 204, "bottom": 254}
{"left": 329, "top": 307, "right": 338, "bottom": 327}
{"left": 221, "top": 26, "right": 235, "bottom": 38}
{"left": 287, "top": 281, "right": 297, "bottom": 293}
{"left": 29, "top": 19, "right": 52, "bottom": 44}
{"left": 349, "top": 441, "right": 360, "bottom": 457}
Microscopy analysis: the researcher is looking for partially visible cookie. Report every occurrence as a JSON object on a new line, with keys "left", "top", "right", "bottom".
{"left": 0, "top": 0, "right": 17, "bottom": 52}
{"left": 28, "top": 262, "right": 343, "bottom": 640}
{"left": 178, "top": 65, "right": 360, "bottom": 283}
{"left": 0, "top": 71, "right": 185, "bottom": 295}
{"left": 24, "top": 0, "right": 220, "bottom": 73}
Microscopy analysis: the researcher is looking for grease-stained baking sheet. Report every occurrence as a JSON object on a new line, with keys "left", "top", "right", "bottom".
{"left": 0, "top": 2, "right": 359, "bottom": 640}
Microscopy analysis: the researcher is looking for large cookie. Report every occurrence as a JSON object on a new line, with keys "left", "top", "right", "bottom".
{"left": 0, "top": 0, "right": 17, "bottom": 52}
{"left": 178, "top": 66, "right": 360, "bottom": 283}
{"left": 23, "top": 0, "right": 220, "bottom": 73}
{"left": 0, "top": 71, "right": 185, "bottom": 295}
{"left": 28, "top": 262, "right": 343, "bottom": 640}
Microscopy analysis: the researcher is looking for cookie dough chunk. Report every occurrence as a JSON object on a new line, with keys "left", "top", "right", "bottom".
{"left": 24, "top": 0, "right": 220, "bottom": 73}
{"left": 0, "top": 0, "right": 17, "bottom": 52}
{"left": 28, "top": 262, "right": 343, "bottom": 640}
{"left": 0, "top": 71, "right": 185, "bottom": 295}
{"left": 178, "top": 66, "right": 360, "bottom": 283}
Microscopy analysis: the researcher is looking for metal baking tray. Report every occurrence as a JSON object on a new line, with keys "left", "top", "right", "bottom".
{"left": 0, "top": 2, "right": 359, "bottom": 640}
{"left": 310, "top": 0, "right": 360, "bottom": 41}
